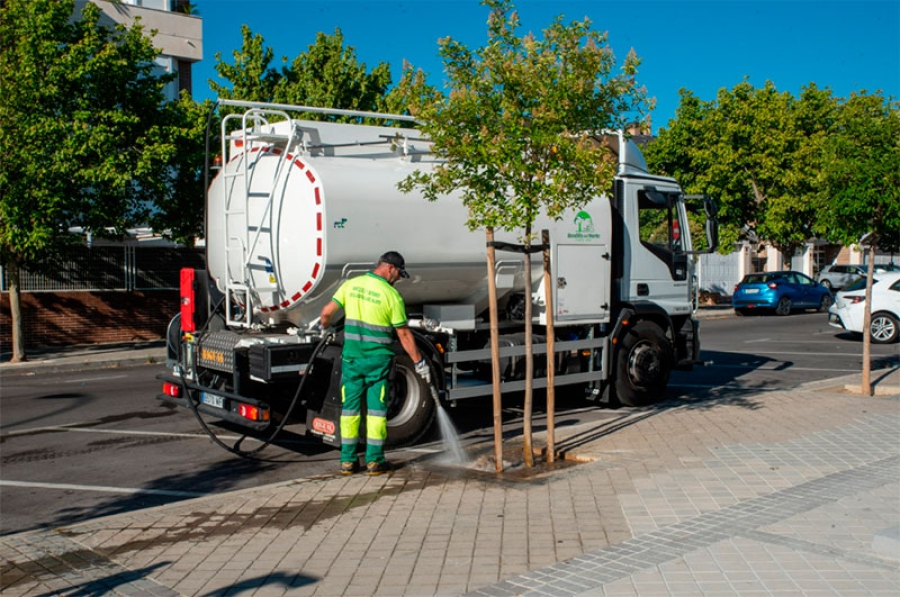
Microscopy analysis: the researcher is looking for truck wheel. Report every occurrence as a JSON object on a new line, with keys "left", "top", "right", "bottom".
{"left": 386, "top": 355, "right": 437, "bottom": 447}
{"left": 613, "top": 321, "right": 672, "bottom": 407}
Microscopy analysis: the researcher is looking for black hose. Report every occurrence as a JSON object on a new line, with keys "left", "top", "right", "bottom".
{"left": 176, "top": 296, "right": 333, "bottom": 459}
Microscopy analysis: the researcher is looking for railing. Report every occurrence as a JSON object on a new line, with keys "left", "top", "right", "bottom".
{"left": 0, "top": 247, "right": 205, "bottom": 292}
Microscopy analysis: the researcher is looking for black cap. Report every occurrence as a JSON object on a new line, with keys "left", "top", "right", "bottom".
{"left": 379, "top": 251, "right": 409, "bottom": 278}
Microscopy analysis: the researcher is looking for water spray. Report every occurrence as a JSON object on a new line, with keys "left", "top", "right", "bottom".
{"left": 428, "top": 377, "right": 468, "bottom": 465}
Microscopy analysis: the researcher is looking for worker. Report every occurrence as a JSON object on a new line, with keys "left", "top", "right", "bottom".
{"left": 319, "top": 251, "right": 431, "bottom": 476}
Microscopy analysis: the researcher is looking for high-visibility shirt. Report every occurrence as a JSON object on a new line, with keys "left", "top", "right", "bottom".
{"left": 331, "top": 272, "right": 408, "bottom": 358}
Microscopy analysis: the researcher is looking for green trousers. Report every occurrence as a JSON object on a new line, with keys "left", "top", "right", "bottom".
{"left": 340, "top": 355, "right": 392, "bottom": 464}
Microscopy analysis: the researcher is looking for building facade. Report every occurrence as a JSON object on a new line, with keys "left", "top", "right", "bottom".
{"left": 76, "top": 0, "right": 202, "bottom": 100}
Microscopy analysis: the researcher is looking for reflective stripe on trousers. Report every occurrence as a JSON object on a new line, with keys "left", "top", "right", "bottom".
{"left": 339, "top": 355, "right": 393, "bottom": 464}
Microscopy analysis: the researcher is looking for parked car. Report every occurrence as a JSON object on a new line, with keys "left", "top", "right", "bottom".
{"left": 733, "top": 271, "right": 833, "bottom": 316}
{"left": 817, "top": 263, "right": 898, "bottom": 290}
{"left": 828, "top": 271, "right": 900, "bottom": 344}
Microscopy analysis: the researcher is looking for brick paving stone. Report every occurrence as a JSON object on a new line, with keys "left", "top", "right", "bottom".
{"left": 3, "top": 377, "right": 898, "bottom": 596}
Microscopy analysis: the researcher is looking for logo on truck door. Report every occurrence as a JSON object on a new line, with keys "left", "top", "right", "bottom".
{"left": 568, "top": 211, "right": 600, "bottom": 241}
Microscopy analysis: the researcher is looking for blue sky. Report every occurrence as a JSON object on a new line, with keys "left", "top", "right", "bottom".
{"left": 192, "top": 0, "right": 899, "bottom": 131}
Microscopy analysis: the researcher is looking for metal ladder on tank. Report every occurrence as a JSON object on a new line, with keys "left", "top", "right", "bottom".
{"left": 219, "top": 108, "right": 302, "bottom": 328}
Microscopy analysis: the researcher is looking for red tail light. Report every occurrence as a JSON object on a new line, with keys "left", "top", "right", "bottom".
{"left": 162, "top": 382, "right": 182, "bottom": 398}
{"left": 180, "top": 268, "right": 196, "bottom": 333}
{"left": 848, "top": 296, "right": 865, "bottom": 304}
{"left": 239, "top": 404, "right": 270, "bottom": 422}
{"left": 768, "top": 282, "right": 779, "bottom": 289}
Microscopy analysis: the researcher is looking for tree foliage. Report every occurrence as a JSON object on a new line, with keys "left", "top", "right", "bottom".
{"left": 814, "top": 91, "right": 900, "bottom": 252}
{"left": 274, "top": 28, "right": 391, "bottom": 114}
{"left": 645, "top": 82, "right": 899, "bottom": 262}
{"left": 0, "top": 0, "right": 178, "bottom": 360}
{"left": 644, "top": 81, "right": 838, "bottom": 260}
{"left": 210, "top": 24, "right": 280, "bottom": 104}
{"left": 146, "top": 93, "right": 215, "bottom": 247}
{"left": 398, "top": 0, "right": 649, "bottom": 232}
{"left": 0, "top": 0, "right": 174, "bottom": 267}
{"left": 211, "top": 25, "right": 401, "bottom": 122}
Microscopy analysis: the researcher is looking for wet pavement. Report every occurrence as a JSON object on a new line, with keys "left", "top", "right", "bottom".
{"left": 2, "top": 309, "right": 899, "bottom": 596}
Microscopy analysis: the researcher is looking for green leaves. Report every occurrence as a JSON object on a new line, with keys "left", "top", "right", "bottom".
{"left": 815, "top": 91, "right": 900, "bottom": 252}
{"left": 399, "top": 0, "right": 648, "bottom": 233}
{"left": 0, "top": 0, "right": 176, "bottom": 270}
{"left": 212, "top": 26, "right": 402, "bottom": 123}
{"left": 645, "top": 81, "right": 898, "bottom": 258}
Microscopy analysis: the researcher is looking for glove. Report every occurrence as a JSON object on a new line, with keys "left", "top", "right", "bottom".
{"left": 414, "top": 358, "right": 431, "bottom": 383}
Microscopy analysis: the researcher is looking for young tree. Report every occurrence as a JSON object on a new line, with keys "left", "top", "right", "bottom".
{"left": 815, "top": 91, "right": 900, "bottom": 395}
{"left": 0, "top": 0, "right": 175, "bottom": 362}
{"left": 399, "top": 0, "right": 648, "bottom": 469}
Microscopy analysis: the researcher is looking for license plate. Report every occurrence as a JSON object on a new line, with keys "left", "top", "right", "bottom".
{"left": 745, "top": 288, "right": 759, "bottom": 294}
{"left": 201, "top": 392, "right": 225, "bottom": 409}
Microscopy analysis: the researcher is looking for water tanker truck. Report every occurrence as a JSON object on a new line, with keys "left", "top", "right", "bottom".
{"left": 158, "top": 99, "right": 719, "bottom": 450}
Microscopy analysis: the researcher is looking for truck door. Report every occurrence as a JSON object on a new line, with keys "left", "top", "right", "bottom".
{"left": 555, "top": 244, "right": 611, "bottom": 322}
{"left": 637, "top": 188, "right": 688, "bottom": 282}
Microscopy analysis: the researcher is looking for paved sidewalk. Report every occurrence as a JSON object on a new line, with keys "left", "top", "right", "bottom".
{"left": 2, "top": 309, "right": 899, "bottom": 596}
{"left": 2, "top": 372, "right": 898, "bottom": 595}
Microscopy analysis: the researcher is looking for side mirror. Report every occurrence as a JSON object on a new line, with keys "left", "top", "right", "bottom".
{"left": 703, "top": 196, "right": 718, "bottom": 218}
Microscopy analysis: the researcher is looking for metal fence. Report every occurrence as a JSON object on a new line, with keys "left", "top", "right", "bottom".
{"left": 0, "top": 246, "right": 206, "bottom": 292}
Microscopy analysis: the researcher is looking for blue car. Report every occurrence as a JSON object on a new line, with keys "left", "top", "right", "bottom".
{"left": 732, "top": 271, "right": 833, "bottom": 316}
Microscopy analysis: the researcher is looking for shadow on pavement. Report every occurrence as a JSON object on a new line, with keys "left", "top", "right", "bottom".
{"left": 33, "top": 562, "right": 170, "bottom": 597}
{"left": 199, "top": 572, "right": 319, "bottom": 596}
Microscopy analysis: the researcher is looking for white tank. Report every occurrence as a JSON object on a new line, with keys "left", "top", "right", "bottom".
{"left": 206, "top": 117, "right": 630, "bottom": 326}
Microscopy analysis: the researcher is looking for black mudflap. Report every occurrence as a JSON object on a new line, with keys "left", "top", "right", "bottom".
{"left": 305, "top": 347, "right": 343, "bottom": 448}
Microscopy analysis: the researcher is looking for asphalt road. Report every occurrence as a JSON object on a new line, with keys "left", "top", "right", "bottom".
{"left": 1, "top": 311, "right": 897, "bottom": 536}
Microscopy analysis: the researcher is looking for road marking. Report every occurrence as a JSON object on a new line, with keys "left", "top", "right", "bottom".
{"left": 706, "top": 350, "right": 898, "bottom": 358}
{"left": 740, "top": 339, "right": 862, "bottom": 344}
{"left": 64, "top": 374, "right": 129, "bottom": 383}
{"left": 669, "top": 383, "right": 783, "bottom": 391}
{"left": 707, "top": 365, "right": 872, "bottom": 373}
{"left": 0, "top": 480, "right": 206, "bottom": 498}
{"left": 1, "top": 426, "right": 244, "bottom": 440}
{"left": 0, "top": 425, "right": 321, "bottom": 446}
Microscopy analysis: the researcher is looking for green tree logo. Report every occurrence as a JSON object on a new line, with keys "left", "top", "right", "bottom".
{"left": 574, "top": 211, "right": 594, "bottom": 234}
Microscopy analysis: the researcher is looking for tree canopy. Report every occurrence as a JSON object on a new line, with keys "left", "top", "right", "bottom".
{"left": 0, "top": 0, "right": 179, "bottom": 360}
{"left": 398, "top": 0, "right": 649, "bottom": 232}
{"left": 645, "top": 81, "right": 899, "bottom": 260}
{"left": 211, "top": 25, "right": 399, "bottom": 121}
{"left": 0, "top": 0, "right": 179, "bottom": 267}
{"left": 814, "top": 91, "right": 900, "bottom": 253}
{"left": 644, "top": 80, "right": 838, "bottom": 258}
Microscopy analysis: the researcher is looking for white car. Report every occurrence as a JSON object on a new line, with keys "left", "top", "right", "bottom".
{"left": 828, "top": 271, "right": 900, "bottom": 344}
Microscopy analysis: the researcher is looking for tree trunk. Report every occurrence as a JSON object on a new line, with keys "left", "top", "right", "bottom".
{"left": 485, "top": 228, "right": 504, "bottom": 472}
{"left": 8, "top": 257, "right": 27, "bottom": 363}
{"left": 542, "top": 230, "right": 555, "bottom": 463}
{"left": 861, "top": 245, "right": 874, "bottom": 396}
{"left": 522, "top": 228, "right": 534, "bottom": 467}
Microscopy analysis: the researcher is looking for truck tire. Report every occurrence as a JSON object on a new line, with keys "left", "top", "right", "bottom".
{"left": 613, "top": 321, "right": 672, "bottom": 407}
{"left": 386, "top": 355, "right": 437, "bottom": 447}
